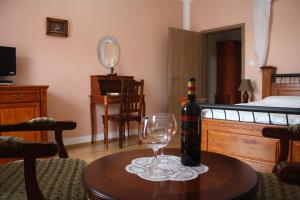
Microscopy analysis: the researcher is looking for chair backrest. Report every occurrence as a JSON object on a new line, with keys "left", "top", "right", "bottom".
{"left": 0, "top": 117, "right": 76, "bottom": 158}
{"left": 119, "top": 79, "right": 144, "bottom": 117}
{"left": 262, "top": 125, "right": 300, "bottom": 184}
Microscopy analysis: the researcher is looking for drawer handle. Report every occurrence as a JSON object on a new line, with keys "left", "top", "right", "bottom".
{"left": 12, "top": 94, "right": 24, "bottom": 100}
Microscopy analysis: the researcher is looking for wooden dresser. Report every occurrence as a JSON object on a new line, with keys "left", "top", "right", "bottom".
{"left": 0, "top": 85, "right": 48, "bottom": 142}
{"left": 216, "top": 40, "right": 241, "bottom": 104}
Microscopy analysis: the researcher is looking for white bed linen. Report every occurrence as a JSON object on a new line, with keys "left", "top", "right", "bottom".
{"left": 202, "top": 96, "right": 300, "bottom": 125}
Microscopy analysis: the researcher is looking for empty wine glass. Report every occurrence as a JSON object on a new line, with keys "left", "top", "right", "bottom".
{"left": 153, "top": 113, "right": 177, "bottom": 160}
{"left": 139, "top": 114, "right": 175, "bottom": 177}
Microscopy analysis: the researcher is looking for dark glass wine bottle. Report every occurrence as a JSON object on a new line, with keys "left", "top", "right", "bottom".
{"left": 181, "top": 77, "right": 201, "bottom": 166}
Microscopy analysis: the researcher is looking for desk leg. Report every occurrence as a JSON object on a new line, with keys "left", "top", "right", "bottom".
{"left": 90, "top": 102, "right": 97, "bottom": 144}
{"left": 104, "top": 98, "right": 109, "bottom": 148}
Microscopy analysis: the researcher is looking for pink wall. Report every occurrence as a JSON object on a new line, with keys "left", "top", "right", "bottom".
{"left": 0, "top": 0, "right": 182, "bottom": 141}
{"left": 191, "top": 0, "right": 300, "bottom": 99}
{"left": 2, "top": 0, "right": 299, "bottom": 142}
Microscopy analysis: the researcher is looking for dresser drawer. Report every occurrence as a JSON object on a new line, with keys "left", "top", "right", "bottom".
{"left": 0, "top": 90, "right": 40, "bottom": 103}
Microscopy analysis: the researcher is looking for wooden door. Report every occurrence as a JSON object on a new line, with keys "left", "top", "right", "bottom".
{"left": 216, "top": 40, "right": 241, "bottom": 104}
{"left": 168, "top": 27, "right": 204, "bottom": 122}
{"left": 0, "top": 102, "right": 41, "bottom": 141}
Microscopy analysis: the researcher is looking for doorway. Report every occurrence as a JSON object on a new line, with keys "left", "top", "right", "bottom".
{"left": 168, "top": 24, "right": 245, "bottom": 121}
{"left": 203, "top": 24, "right": 245, "bottom": 104}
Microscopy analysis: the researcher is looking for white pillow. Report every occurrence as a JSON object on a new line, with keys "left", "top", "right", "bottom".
{"left": 262, "top": 96, "right": 300, "bottom": 108}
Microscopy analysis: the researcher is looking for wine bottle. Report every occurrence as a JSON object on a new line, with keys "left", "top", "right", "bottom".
{"left": 181, "top": 77, "right": 201, "bottom": 166}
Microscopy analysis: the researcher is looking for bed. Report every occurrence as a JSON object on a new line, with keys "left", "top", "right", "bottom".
{"left": 200, "top": 66, "right": 300, "bottom": 172}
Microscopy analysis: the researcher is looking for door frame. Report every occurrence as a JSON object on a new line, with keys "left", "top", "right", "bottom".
{"left": 201, "top": 23, "right": 245, "bottom": 103}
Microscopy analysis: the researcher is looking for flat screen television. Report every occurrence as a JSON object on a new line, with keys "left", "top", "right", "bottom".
{"left": 0, "top": 46, "right": 16, "bottom": 76}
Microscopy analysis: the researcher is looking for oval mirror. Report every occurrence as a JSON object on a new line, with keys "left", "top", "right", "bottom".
{"left": 98, "top": 36, "right": 120, "bottom": 74}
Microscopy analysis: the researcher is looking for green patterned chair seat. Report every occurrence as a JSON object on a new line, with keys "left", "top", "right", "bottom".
{"left": 0, "top": 119, "right": 87, "bottom": 199}
{"left": 251, "top": 126, "right": 300, "bottom": 199}
{"left": 255, "top": 172, "right": 300, "bottom": 200}
{"left": 0, "top": 158, "right": 86, "bottom": 200}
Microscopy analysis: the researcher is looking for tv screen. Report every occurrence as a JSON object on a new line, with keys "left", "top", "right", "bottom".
{"left": 0, "top": 46, "right": 16, "bottom": 76}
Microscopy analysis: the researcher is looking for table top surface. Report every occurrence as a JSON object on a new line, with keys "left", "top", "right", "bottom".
{"left": 82, "top": 148, "right": 258, "bottom": 200}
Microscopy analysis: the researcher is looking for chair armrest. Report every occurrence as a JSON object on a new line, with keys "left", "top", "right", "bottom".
{"left": 276, "top": 161, "right": 300, "bottom": 185}
{"left": 263, "top": 126, "right": 300, "bottom": 140}
{"left": 0, "top": 136, "right": 57, "bottom": 158}
{"left": 0, "top": 118, "right": 76, "bottom": 158}
{"left": 0, "top": 118, "right": 76, "bottom": 132}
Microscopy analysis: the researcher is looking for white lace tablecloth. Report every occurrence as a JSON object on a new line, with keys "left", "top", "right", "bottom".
{"left": 125, "top": 155, "right": 209, "bottom": 181}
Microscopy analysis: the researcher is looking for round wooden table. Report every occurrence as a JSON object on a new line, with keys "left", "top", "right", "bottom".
{"left": 82, "top": 148, "right": 258, "bottom": 200}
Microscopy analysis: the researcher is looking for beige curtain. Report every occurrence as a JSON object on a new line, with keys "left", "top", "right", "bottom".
{"left": 253, "top": 0, "right": 272, "bottom": 67}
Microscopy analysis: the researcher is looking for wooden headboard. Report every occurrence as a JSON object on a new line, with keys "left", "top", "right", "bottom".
{"left": 261, "top": 66, "right": 300, "bottom": 98}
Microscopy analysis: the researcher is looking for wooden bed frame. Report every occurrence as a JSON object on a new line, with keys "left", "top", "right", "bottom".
{"left": 201, "top": 66, "right": 300, "bottom": 172}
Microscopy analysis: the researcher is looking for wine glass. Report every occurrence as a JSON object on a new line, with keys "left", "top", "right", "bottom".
{"left": 139, "top": 114, "right": 175, "bottom": 177}
{"left": 155, "top": 113, "right": 177, "bottom": 161}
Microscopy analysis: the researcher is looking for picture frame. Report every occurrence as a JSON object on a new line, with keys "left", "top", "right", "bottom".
{"left": 46, "top": 17, "right": 68, "bottom": 37}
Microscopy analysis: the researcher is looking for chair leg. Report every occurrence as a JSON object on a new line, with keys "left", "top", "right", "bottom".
{"left": 24, "top": 158, "right": 46, "bottom": 200}
{"left": 122, "top": 123, "right": 126, "bottom": 142}
{"left": 55, "top": 129, "right": 69, "bottom": 158}
{"left": 102, "top": 117, "right": 108, "bottom": 148}
{"left": 137, "top": 121, "right": 141, "bottom": 145}
{"left": 119, "top": 121, "right": 123, "bottom": 148}
{"left": 127, "top": 122, "right": 130, "bottom": 138}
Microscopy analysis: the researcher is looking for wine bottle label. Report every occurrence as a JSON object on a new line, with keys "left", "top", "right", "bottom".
{"left": 181, "top": 115, "right": 199, "bottom": 136}
{"left": 187, "top": 81, "right": 195, "bottom": 95}
{"left": 182, "top": 130, "right": 197, "bottom": 135}
{"left": 181, "top": 115, "right": 198, "bottom": 122}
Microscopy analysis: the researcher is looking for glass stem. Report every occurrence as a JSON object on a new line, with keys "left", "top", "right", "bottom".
{"left": 154, "top": 149, "right": 158, "bottom": 158}
{"left": 160, "top": 148, "right": 165, "bottom": 157}
{"left": 150, "top": 149, "right": 162, "bottom": 177}
{"left": 152, "top": 149, "right": 159, "bottom": 166}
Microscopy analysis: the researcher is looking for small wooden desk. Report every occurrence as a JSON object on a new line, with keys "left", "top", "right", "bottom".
{"left": 82, "top": 148, "right": 258, "bottom": 200}
{"left": 90, "top": 74, "right": 133, "bottom": 147}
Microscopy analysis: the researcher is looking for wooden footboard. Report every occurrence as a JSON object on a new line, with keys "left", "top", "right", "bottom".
{"left": 201, "top": 118, "right": 300, "bottom": 172}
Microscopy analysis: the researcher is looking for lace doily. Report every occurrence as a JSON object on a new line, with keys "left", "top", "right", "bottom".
{"left": 125, "top": 155, "right": 209, "bottom": 181}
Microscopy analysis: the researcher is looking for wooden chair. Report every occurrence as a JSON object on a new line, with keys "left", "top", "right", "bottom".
{"left": 102, "top": 79, "right": 144, "bottom": 148}
{"left": 0, "top": 117, "right": 87, "bottom": 200}
{"left": 254, "top": 126, "right": 300, "bottom": 199}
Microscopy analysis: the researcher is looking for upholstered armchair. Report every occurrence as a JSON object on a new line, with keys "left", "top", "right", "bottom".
{"left": 0, "top": 118, "right": 87, "bottom": 200}
{"left": 255, "top": 125, "right": 300, "bottom": 199}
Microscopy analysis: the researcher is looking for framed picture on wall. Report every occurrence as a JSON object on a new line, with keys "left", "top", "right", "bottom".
{"left": 46, "top": 17, "right": 68, "bottom": 37}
